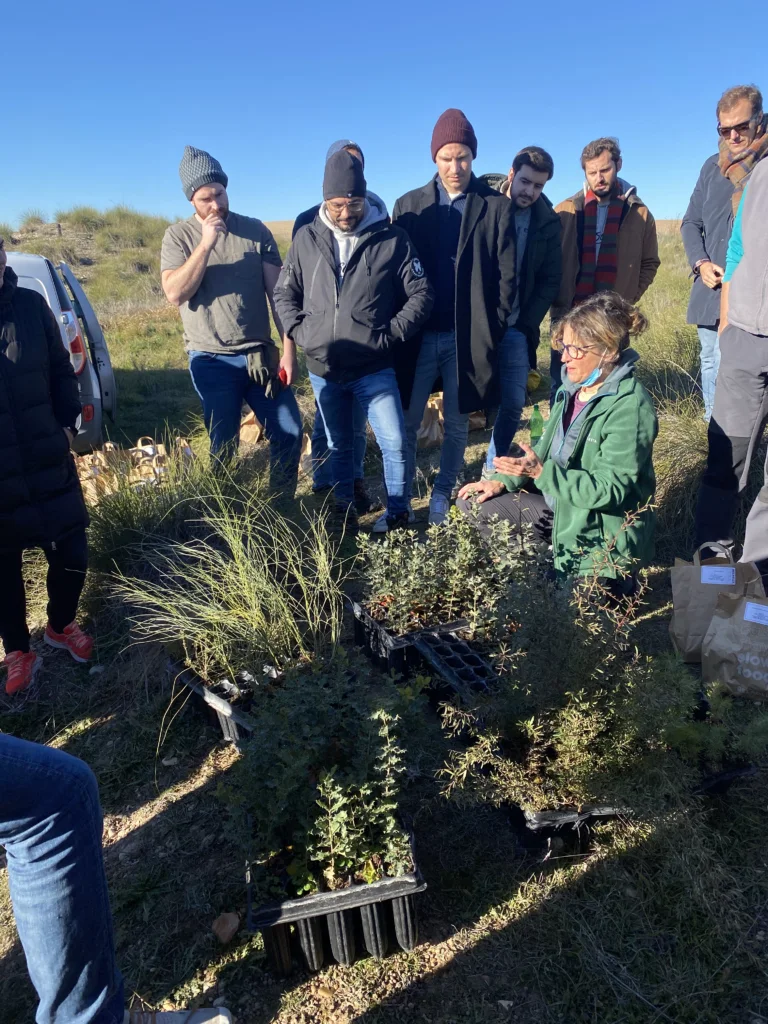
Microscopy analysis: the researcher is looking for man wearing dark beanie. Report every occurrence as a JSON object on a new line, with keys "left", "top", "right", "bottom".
{"left": 161, "top": 147, "right": 302, "bottom": 492}
{"left": 389, "top": 109, "right": 516, "bottom": 527}
{"left": 292, "top": 140, "right": 381, "bottom": 512}
{"left": 275, "top": 151, "right": 434, "bottom": 533}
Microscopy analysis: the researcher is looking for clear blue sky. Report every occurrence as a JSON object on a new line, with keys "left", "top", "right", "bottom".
{"left": 5, "top": 0, "right": 767, "bottom": 227}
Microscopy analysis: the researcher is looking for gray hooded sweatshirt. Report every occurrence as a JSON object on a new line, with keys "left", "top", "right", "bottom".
{"left": 319, "top": 194, "right": 389, "bottom": 281}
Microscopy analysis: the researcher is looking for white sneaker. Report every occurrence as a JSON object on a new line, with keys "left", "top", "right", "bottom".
{"left": 372, "top": 508, "right": 415, "bottom": 533}
{"left": 428, "top": 493, "right": 450, "bottom": 526}
{"left": 125, "top": 1011, "right": 232, "bottom": 1023}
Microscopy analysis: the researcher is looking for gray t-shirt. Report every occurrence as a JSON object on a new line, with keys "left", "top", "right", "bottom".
{"left": 161, "top": 211, "right": 282, "bottom": 353}
{"left": 507, "top": 206, "right": 532, "bottom": 327}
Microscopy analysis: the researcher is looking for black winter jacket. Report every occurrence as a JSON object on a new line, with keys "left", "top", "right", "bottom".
{"left": 514, "top": 194, "right": 562, "bottom": 368}
{"left": 392, "top": 174, "right": 516, "bottom": 413}
{"left": 0, "top": 268, "right": 87, "bottom": 550}
{"left": 680, "top": 154, "right": 735, "bottom": 327}
{"left": 274, "top": 213, "right": 434, "bottom": 383}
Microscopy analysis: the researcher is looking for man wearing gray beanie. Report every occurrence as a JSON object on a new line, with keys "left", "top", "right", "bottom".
{"left": 161, "top": 147, "right": 302, "bottom": 491}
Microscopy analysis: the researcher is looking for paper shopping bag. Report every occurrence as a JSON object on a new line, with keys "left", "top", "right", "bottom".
{"left": 702, "top": 593, "right": 768, "bottom": 698}
{"left": 417, "top": 394, "right": 444, "bottom": 449}
{"left": 669, "top": 544, "right": 764, "bottom": 663}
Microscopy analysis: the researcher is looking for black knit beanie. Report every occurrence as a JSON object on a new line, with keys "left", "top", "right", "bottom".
{"left": 323, "top": 151, "right": 366, "bottom": 200}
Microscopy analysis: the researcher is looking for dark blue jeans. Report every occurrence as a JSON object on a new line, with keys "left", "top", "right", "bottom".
{"left": 0, "top": 735, "right": 124, "bottom": 1024}
{"left": 188, "top": 350, "right": 302, "bottom": 492}
{"left": 311, "top": 404, "right": 367, "bottom": 490}
{"left": 485, "top": 326, "right": 529, "bottom": 469}
{"left": 309, "top": 368, "right": 407, "bottom": 515}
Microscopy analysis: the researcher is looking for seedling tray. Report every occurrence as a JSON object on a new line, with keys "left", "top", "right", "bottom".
{"left": 170, "top": 661, "right": 257, "bottom": 744}
{"left": 413, "top": 630, "right": 496, "bottom": 694}
{"left": 247, "top": 866, "right": 427, "bottom": 976}
{"left": 351, "top": 600, "right": 467, "bottom": 677}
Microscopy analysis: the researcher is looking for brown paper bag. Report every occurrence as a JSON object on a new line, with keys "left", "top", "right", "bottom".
{"left": 702, "top": 593, "right": 768, "bottom": 698}
{"left": 239, "top": 411, "right": 265, "bottom": 447}
{"left": 417, "top": 394, "right": 444, "bottom": 449}
{"left": 670, "top": 544, "right": 765, "bottom": 663}
{"left": 298, "top": 432, "right": 313, "bottom": 478}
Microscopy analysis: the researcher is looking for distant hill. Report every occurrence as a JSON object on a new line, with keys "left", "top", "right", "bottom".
{"left": 1, "top": 207, "right": 297, "bottom": 320}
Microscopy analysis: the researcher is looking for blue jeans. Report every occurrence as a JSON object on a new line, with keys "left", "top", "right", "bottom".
{"left": 404, "top": 330, "right": 469, "bottom": 500}
{"left": 311, "top": 404, "right": 367, "bottom": 490}
{"left": 188, "top": 350, "right": 302, "bottom": 491}
{"left": 0, "top": 735, "right": 124, "bottom": 1024}
{"left": 309, "top": 368, "right": 407, "bottom": 515}
{"left": 698, "top": 325, "right": 721, "bottom": 422}
{"left": 485, "top": 326, "right": 529, "bottom": 469}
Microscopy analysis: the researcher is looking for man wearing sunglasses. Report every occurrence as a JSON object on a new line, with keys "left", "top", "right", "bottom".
{"left": 695, "top": 136, "right": 768, "bottom": 585}
{"left": 275, "top": 150, "right": 433, "bottom": 533}
{"left": 682, "top": 85, "right": 766, "bottom": 422}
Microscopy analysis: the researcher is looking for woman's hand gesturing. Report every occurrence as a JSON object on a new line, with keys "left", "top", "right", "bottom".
{"left": 492, "top": 443, "right": 543, "bottom": 480}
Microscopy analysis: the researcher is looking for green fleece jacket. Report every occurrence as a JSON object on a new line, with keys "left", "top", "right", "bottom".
{"left": 491, "top": 350, "right": 658, "bottom": 577}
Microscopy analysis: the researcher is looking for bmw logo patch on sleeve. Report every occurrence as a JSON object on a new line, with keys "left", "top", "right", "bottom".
{"left": 411, "top": 258, "right": 424, "bottom": 278}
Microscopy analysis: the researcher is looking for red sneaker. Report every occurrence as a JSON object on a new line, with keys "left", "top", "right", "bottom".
{"left": 4, "top": 651, "right": 43, "bottom": 695}
{"left": 44, "top": 622, "right": 94, "bottom": 663}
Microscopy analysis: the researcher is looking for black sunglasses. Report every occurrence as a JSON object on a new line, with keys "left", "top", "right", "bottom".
{"left": 717, "top": 116, "right": 759, "bottom": 138}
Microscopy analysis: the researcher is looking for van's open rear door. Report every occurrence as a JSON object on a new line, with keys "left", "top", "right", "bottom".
{"left": 58, "top": 263, "right": 117, "bottom": 423}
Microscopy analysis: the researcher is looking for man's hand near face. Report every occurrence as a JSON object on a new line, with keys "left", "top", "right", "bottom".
{"left": 200, "top": 212, "right": 227, "bottom": 253}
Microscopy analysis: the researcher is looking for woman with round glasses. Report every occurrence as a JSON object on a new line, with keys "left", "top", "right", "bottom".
{"left": 458, "top": 291, "right": 658, "bottom": 586}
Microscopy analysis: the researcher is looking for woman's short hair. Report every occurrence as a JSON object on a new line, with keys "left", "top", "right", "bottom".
{"left": 551, "top": 292, "right": 648, "bottom": 359}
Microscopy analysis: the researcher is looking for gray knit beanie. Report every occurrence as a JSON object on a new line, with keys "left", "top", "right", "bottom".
{"left": 179, "top": 146, "right": 228, "bottom": 200}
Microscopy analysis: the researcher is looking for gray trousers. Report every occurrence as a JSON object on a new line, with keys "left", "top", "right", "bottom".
{"left": 695, "top": 323, "right": 768, "bottom": 578}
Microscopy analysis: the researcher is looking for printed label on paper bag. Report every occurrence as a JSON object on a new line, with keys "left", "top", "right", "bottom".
{"left": 744, "top": 602, "right": 768, "bottom": 626}
{"left": 701, "top": 565, "right": 736, "bottom": 585}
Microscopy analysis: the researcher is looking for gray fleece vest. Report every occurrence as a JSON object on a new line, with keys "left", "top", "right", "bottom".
{"left": 729, "top": 156, "right": 768, "bottom": 337}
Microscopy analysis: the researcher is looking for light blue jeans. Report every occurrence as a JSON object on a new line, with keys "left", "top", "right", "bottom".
{"left": 309, "top": 368, "right": 407, "bottom": 515}
{"left": 698, "top": 325, "right": 721, "bottom": 422}
{"left": 0, "top": 735, "right": 124, "bottom": 1024}
{"left": 485, "top": 326, "right": 529, "bottom": 469}
{"left": 404, "top": 330, "right": 469, "bottom": 500}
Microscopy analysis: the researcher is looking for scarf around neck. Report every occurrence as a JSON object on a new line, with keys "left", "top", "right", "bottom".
{"left": 573, "top": 183, "right": 625, "bottom": 306}
{"left": 718, "top": 114, "right": 768, "bottom": 214}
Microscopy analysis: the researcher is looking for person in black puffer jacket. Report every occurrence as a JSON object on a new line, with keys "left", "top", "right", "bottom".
{"left": 0, "top": 241, "right": 93, "bottom": 696}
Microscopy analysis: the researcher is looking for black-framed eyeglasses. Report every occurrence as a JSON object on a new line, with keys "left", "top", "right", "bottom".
{"left": 717, "top": 116, "right": 759, "bottom": 138}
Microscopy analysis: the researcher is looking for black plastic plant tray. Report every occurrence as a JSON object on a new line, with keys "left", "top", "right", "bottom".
{"left": 247, "top": 868, "right": 427, "bottom": 976}
{"left": 351, "top": 601, "right": 467, "bottom": 677}
{"left": 170, "top": 661, "right": 257, "bottom": 744}
{"left": 413, "top": 630, "right": 496, "bottom": 694}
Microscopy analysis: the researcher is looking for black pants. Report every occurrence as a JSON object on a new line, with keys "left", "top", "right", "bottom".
{"left": 0, "top": 530, "right": 89, "bottom": 655}
{"left": 456, "top": 488, "right": 554, "bottom": 543}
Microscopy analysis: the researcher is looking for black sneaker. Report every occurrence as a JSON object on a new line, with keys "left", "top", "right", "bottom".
{"left": 354, "top": 479, "right": 381, "bottom": 515}
{"left": 332, "top": 504, "right": 359, "bottom": 535}
{"left": 384, "top": 511, "right": 411, "bottom": 532}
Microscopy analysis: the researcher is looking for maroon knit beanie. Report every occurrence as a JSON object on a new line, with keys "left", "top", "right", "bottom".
{"left": 430, "top": 108, "right": 478, "bottom": 162}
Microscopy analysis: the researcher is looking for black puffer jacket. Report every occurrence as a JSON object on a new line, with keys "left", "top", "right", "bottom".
{"left": 0, "top": 267, "right": 87, "bottom": 550}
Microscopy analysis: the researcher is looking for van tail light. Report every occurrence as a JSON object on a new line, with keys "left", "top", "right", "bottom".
{"left": 59, "top": 311, "right": 87, "bottom": 375}
{"left": 82, "top": 404, "right": 94, "bottom": 422}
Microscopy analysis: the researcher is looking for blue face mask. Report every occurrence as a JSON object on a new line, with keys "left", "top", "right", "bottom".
{"left": 580, "top": 366, "right": 603, "bottom": 387}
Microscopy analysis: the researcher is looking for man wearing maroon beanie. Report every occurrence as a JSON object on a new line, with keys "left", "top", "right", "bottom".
{"left": 384, "top": 109, "right": 516, "bottom": 529}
